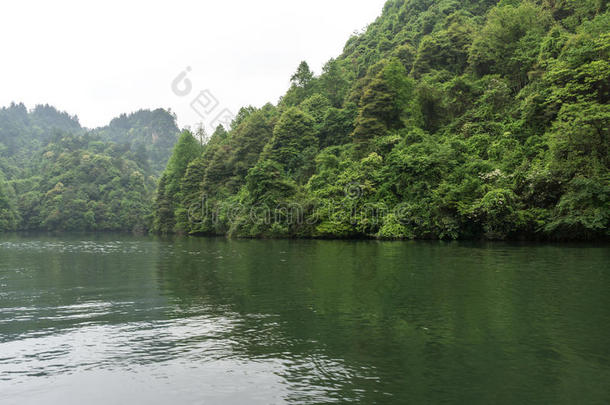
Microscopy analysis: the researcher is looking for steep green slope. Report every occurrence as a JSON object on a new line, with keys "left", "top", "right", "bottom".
{"left": 155, "top": 0, "right": 609, "bottom": 240}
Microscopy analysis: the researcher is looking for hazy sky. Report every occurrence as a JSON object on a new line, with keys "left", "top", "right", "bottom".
{"left": 0, "top": 0, "right": 386, "bottom": 130}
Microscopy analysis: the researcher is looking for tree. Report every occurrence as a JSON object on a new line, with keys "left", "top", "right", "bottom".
{"left": 352, "top": 59, "right": 416, "bottom": 156}
{"left": 469, "top": 2, "right": 553, "bottom": 90}
{"left": 291, "top": 61, "right": 314, "bottom": 88}
{"left": 412, "top": 15, "right": 474, "bottom": 77}
{"left": 153, "top": 131, "right": 202, "bottom": 233}
{"left": 0, "top": 173, "right": 19, "bottom": 231}
{"left": 319, "top": 58, "right": 350, "bottom": 107}
{"left": 262, "top": 107, "right": 317, "bottom": 181}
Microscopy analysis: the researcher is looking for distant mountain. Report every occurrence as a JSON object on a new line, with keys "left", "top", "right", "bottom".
{"left": 0, "top": 103, "right": 83, "bottom": 178}
{"left": 0, "top": 104, "right": 180, "bottom": 232}
{"left": 0, "top": 104, "right": 179, "bottom": 177}
{"left": 93, "top": 109, "right": 180, "bottom": 174}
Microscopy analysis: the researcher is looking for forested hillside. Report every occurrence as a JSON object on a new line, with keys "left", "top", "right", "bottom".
{"left": 0, "top": 104, "right": 179, "bottom": 232}
{"left": 94, "top": 109, "right": 180, "bottom": 174}
{"left": 155, "top": 0, "right": 609, "bottom": 240}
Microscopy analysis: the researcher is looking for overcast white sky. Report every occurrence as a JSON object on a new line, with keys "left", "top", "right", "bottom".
{"left": 0, "top": 0, "right": 386, "bottom": 130}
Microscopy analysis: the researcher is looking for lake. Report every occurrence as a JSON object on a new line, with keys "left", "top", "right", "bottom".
{"left": 0, "top": 234, "right": 609, "bottom": 404}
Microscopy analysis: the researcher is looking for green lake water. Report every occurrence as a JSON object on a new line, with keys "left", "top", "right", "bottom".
{"left": 0, "top": 234, "right": 609, "bottom": 404}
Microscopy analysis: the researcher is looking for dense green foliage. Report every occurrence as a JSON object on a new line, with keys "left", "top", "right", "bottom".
{"left": 155, "top": 0, "right": 609, "bottom": 240}
{"left": 94, "top": 109, "right": 180, "bottom": 174}
{"left": 0, "top": 104, "right": 179, "bottom": 232}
